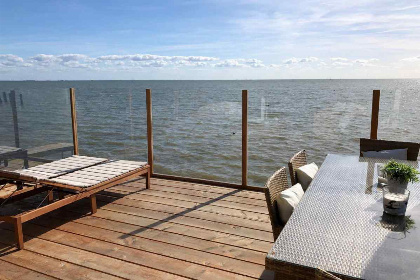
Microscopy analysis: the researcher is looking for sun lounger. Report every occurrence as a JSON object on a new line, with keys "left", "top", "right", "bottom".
{"left": 0, "top": 155, "right": 150, "bottom": 249}
{"left": 0, "top": 146, "right": 29, "bottom": 169}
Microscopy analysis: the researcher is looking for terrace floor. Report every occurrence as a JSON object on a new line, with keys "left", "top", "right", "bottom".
{"left": 0, "top": 177, "right": 274, "bottom": 280}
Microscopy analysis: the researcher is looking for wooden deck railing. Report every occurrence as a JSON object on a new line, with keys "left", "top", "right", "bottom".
{"left": 370, "top": 89, "right": 380, "bottom": 140}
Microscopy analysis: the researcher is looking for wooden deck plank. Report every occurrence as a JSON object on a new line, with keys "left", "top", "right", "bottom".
{"left": 45, "top": 210, "right": 267, "bottom": 265}
{"left": 27, "top": 217, "right": 269, "bottom": 279}
{"left": 96, "top": 193, "right": 272, "bottom": 231}
{"left": 13, "top": 223, "right": 255, "bottom": 280}
{"left": 65, "top": 202, "right": 272, "bottom": 253}
{"left": 150, "top": 178, "right": 265, "bottom": 200}
{"left": 97, "top": 201, "right": 273, "bottom": 241}
{"left": 0, "top": 177, "right": 274, "bottom": 280}
{"left": 107, "top": 186, "right": 268, "bottom": 214}
{"left": 114, "top": 183, "right": 267, "bottom": 207}
{"left": 0, "top": 233, "right": 124, "bottom": 280}
{"left": 0, "top": 259, "right": 58, "bottom": 280}
{"left": 101, "top": 189, "right": 270, "bottom": 223}
{"left": 0, "top": 227, "right": 186, "bottom": 280}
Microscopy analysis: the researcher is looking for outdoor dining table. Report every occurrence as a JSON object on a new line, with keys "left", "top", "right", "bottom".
{"left": 266, "top": 154, "right": 420, "bottom": 280}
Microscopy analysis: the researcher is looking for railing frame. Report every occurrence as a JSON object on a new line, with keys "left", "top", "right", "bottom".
{"left": 242, "top": 90, "right": 248, "bottom": 188}
{"left": 146, "top": 89, "right": 154, "bottom": 175}
{"left": 370, "top": 90, "right": 380, "bottom": 140}
{"left": 9, "top": 90, "right": 20, "bottom": 148}
{"left": 66, "top": 88, "right": 383, "bottom": 193}
{"left": 69, "top": 88, "right": 79, "bottom": 155}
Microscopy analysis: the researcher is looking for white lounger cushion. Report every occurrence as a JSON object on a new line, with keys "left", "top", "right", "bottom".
{"left": 47, "top": 160, "right": 147, "bottom": 188}
{"left": 16, "top": 155, "right": 108, "bottom": 180}
{"left": 296, "top": 162, "right": 319, "bottom": 191}
{"left": 276, "top": 183, "right": 304, "bottom": 224}
{"left": 362, "top": 148, "right": 408, "bottom": 160}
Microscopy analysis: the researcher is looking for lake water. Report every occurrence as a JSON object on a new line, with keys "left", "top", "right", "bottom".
{"left": 0, "top": 80, "right": 419, "bottom": 186}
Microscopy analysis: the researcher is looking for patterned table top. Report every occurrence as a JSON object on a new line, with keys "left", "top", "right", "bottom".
{"left": 266, "top": 154, "right": 420, "bottom": 280}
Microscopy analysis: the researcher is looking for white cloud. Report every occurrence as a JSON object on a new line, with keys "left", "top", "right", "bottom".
{"left": 401, "top": 56, "right": 420, "bottom": 62}
{"left": 331, "top": 57, "right": 349, "bottom": 62}
{"left": 58, "top": 54, "right": 89, "bottom": 62}
{"left": 0, "top": 54, "right": 24, "bottom": 62}
{"left": 353, "top": 58, "right": 379, "bottom": 66}
{"left": 299, "top": 57, "right": 319, "bottom": 63}
{"left": 215, "top": 59, "right": 245, "bottom": 68}
{"left": 0, "top": 54, "right": 25, "bottom": 67}
{"left": 0, "top": 53, "right": 384, "bottom": 73}
{"left": 284, "top": 57, "right": 319, "bottom": 64}
{"left": 97, "top": 54, "right": 218, "bottom": 63}
{"left": 332, "top": 61, "right": 353, "bottom": 67}
{"left": 30, "top": 54, "right": 57, "bottom": 62}
{"left": 215, "top": 58, "right": 265, "bottom": 68}
{"left": 284, "top": 57, "right": 299, "bottom": 64}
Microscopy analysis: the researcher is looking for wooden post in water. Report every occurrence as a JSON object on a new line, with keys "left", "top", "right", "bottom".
{"left": 69, "top": 88, "right": 79, "bottom": 155}
{"left": 9, "top": 90, "right": 20, "bottom": 147}
{"left": 3, "top": 92, "right": 8, "bottom": 103}
{"left": 146, "top": 89, "right": 154, "bottom": 175}
{"left": 370, "top": 90, "right": 380, "bottom": 140}
{"left": 19, "top": 94, "right": 24, "bottom": 106}
{"left": 242, "top": 90, "right": 248, "bottom": 187}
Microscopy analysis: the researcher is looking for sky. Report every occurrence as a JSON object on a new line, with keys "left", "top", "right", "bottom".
{"left": 1, "top": 0, "right": 420, "bottom": 80}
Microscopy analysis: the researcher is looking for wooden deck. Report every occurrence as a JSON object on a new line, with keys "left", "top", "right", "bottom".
{"left": 0, "top": 177, "right": 274, "bottom": 280}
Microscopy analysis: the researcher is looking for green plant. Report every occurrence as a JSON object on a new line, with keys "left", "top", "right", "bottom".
{"left": 382, "top": 160, "right": 420, "bottom": 183}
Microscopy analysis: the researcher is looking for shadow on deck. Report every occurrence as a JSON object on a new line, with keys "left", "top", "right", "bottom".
{"left": 0, "top": 177, "right": 275, "bottom": 280}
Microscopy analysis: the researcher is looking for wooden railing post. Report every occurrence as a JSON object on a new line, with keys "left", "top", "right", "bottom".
{"left": 69, "top": 88, "right": 79, "bottom": 155}
{"left": 242, "top": 90, "right": 248, "bottom": 187}
{"left": 370, "top": 90, "right": 380, "bottom": 139}
{"left": 9, "top": 90, "right": 20, "bottom": 148}
{"left": 146, "top": 89, "right": 153, "bottom": 174}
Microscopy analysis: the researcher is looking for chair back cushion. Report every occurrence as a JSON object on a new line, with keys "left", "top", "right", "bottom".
{"left": 276, "top": 183, "right": 304, "bottom": 224}
{"left": 296, "top": 162, "right": 319, "bottom": 190}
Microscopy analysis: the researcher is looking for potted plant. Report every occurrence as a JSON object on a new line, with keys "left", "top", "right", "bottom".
{"left": 382, "top": 160, "right": 420, "bottom": 189}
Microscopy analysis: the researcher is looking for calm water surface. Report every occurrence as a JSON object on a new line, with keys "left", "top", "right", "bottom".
{"left": 0, "top": 80, "right": 419, "bottom": 186}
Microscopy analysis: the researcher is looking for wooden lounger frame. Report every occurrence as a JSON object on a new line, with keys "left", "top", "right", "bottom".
{"left": 0, "top": 164, "right": 150, "bottom": 250}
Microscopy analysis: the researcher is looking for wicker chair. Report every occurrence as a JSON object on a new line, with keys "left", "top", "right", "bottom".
{"left": 264, "top": 167, "right": 289, "bottom": 241}
{"left": 315, "top": 268, "right": 342, "bottom": 280}
{"left": 288, "top": 150, "right": 308, "bottom": 185}
{"left": 360, "top": 138, "right": 420, "bottom": 161}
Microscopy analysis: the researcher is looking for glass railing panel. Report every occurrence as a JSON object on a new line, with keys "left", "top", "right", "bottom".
{"left": 248, "top": 79, "right": 395, "bottom": 187}
{"left": 377, "top": 80, "right": 420, "bottom": 143}
{"left": 153, "top": 81, "right": 242, "bottom": 184}
{"left": 75, "top": 81, "right": 147, "bottom": 162}
{"left": 0, "top": 82, "right": 72, "bottom": 170}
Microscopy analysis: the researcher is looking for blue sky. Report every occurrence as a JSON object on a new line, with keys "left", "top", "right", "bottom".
{"left": 1, "top": 0, "right": 420, "bottom": 79}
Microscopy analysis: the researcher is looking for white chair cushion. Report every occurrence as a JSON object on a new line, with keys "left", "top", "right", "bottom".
{"left": 362, "top": 148, "right": 408, "bottom": 160}
{"left": 276, "top": 183, "right": 304, "bottom": 224}
{"left": 296, "top": 162, "right": 319, "bottom": 191}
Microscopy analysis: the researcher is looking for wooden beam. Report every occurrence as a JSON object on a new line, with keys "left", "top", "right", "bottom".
{"left": 9, "top": 90, "right": 20, "bottom": 148}
{"left": 370, "top": 90, "right": 380, "bottom": 140}
{"left": 242, "top": 90, "right": 248, "bottom": 187}
{"left": 69, "top": 88, "right": 79, "bottom": 155}
{"left": 152, "top": 173, "right": 264, "bottom": 193}
{"left": 14, "top": 217, "right": 24, "bottom": 250}
{"left": 146, "top": 89, "right": 153, "bottom": 174}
